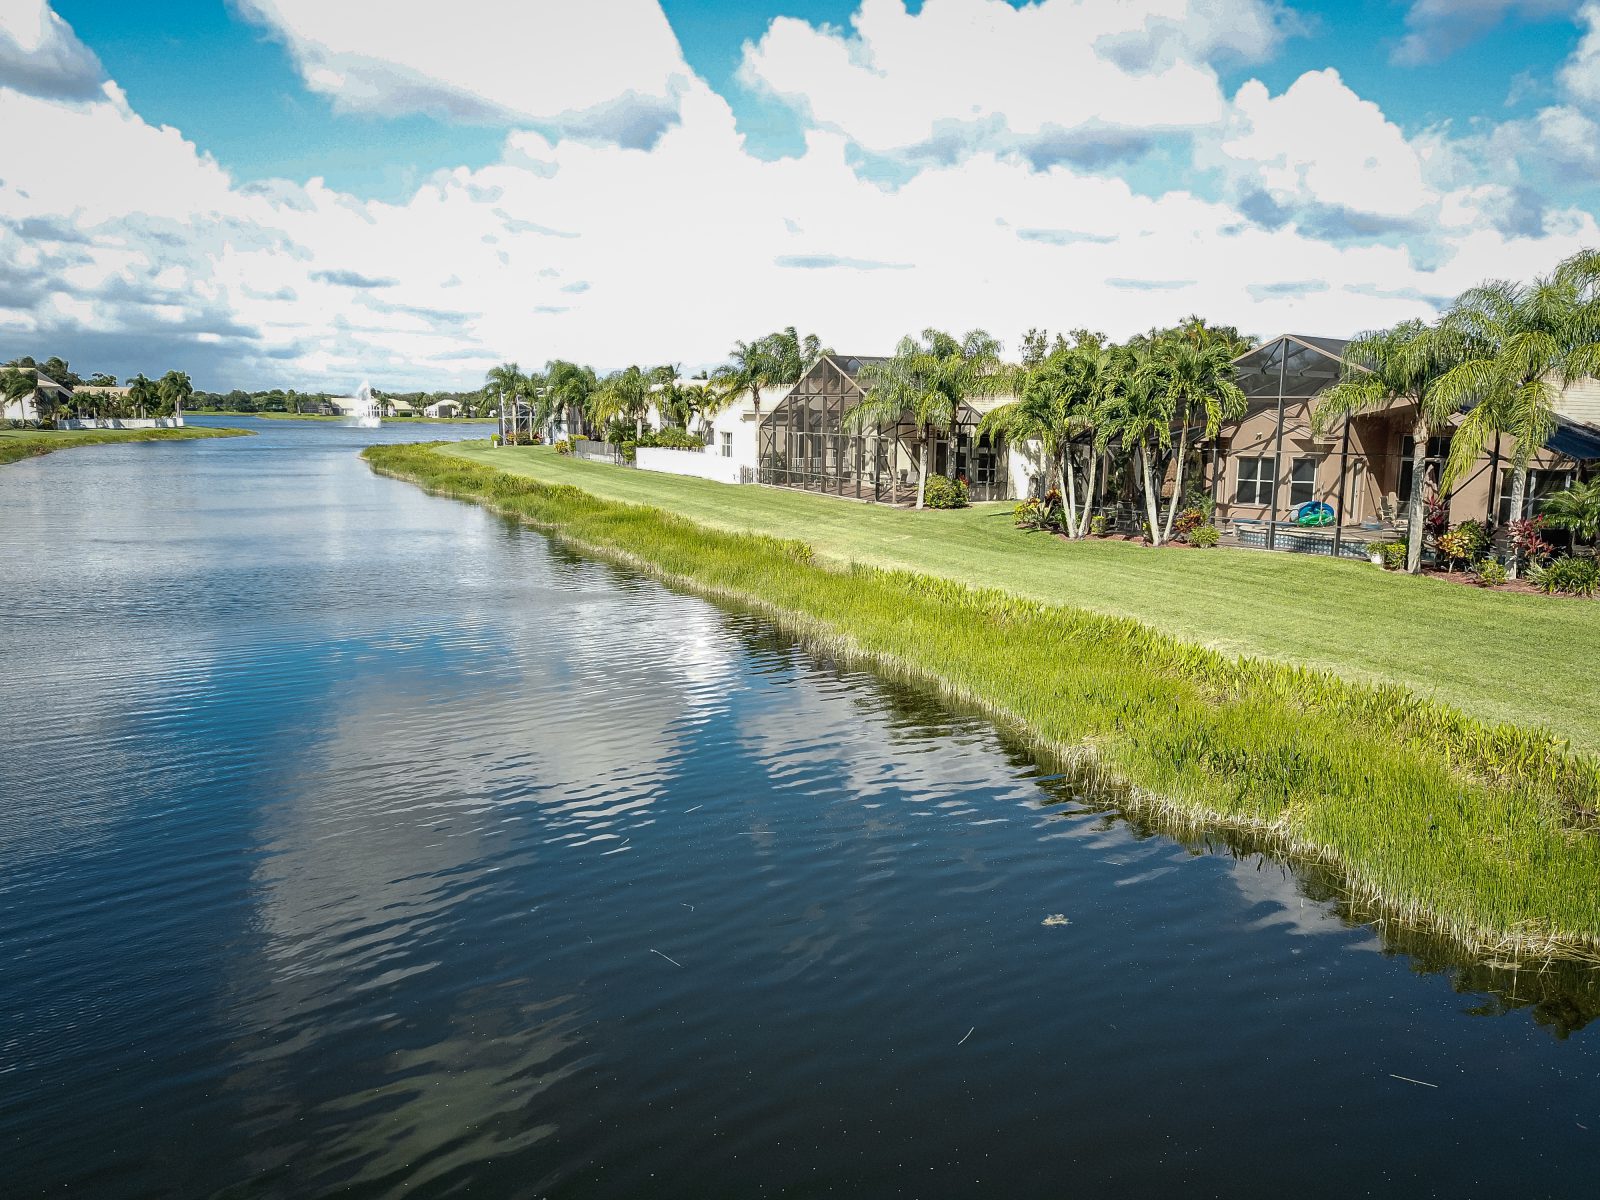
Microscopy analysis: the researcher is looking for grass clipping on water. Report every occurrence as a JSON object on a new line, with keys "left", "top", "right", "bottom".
{"left": 366, "top": 441, "right": 1600, "bottom": 961}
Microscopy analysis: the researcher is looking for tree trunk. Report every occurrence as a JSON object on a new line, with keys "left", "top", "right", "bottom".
{"left": 1139, "top": 443, "right": 1162, "bottom": 545}
{"left": 1060, "top": 448, "right": 1077, "bottom": 534}
{"left": 1405, "top": 414, "right": 1428, "bottom": 574}
{"left": 916, "top": 434, "right": 929, "bottom": 510}
{"left": 635, "top": 413, "right": 644, "bottom": 440}
{"left": 1506, "top": 462, "right": 1529, "bottom": 580}
{"left": 1076, "top": 449, "right": 1099, "bottom": 539}
{"left": 1162, "top": 417, "right": 1192, "bottom": 542}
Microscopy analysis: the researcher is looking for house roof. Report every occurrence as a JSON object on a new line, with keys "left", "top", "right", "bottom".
{"left": 825, "top": 354, "right": 891, "bottom": 378}
{"left": 7, "top": 367, "right": 70, "bottom": 392}
{"left": 1232, "top": 333, "right": 1351, "bottom": 365}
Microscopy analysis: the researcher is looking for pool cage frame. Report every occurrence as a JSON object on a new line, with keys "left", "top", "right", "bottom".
{"left": 755, "top": 355, "right": 1009, "bottom": 503}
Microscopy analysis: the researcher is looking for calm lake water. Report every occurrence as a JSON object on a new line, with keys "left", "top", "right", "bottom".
{"left": 2, "top": 416, "right": 1597, "bottom": 1198}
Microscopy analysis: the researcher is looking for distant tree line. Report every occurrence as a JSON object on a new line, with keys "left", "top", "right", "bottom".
{"left": 189, "top": 387, "right": 492, "bottom": 416}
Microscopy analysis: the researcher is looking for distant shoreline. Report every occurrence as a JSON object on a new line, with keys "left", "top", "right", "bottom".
{"left": 196, "top": 411, "right": 497, "bottom": 423}
{"left": 0, "top": 425, "right": 251, "bottom": 466}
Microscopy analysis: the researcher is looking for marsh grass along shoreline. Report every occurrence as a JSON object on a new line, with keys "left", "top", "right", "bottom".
{"left": 0, "top": 425, "right": 250, "bottom": 465}
{"left": 365, "top": 441, "right": 1600, "bottom": 962}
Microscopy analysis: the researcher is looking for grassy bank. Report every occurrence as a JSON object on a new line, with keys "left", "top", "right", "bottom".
{"left": 452, "top": 442, "right": 1600, "bottom": 752}
{"left": 0, "top": 425, "right": 250, "bottom": 466}
{"left": 366, "top": 441, "right": 1600, "bottom": 961}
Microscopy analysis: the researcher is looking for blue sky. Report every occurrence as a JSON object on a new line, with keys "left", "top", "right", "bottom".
{"left": 5, "top": 1, "right": 1600, "bottom": 389}
{"left": 49, "top": 0, "right": 1587, "bottom": 197}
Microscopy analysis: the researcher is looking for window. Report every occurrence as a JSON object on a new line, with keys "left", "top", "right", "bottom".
{"left": 1235, "top": 456, "right": 1273, "bottom": 506}
{"left": 1289, "top": 457, "right": 1317, "bottom": 507}
{"left": 1398, "top": 435, "right": 1450, "bottom": 503}
{"left": 1499, "top": 468, "right": 1573, "bottom": 523}
{"left": 973, "top": 439, "right": 999, "bottom": 486}
{"left": 720, "top": 431, "right": 732, "bottom": 458}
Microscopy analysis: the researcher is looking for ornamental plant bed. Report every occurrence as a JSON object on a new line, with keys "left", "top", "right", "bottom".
{"left": 1422, "top": 568, "right": 1549, "bottom": 596}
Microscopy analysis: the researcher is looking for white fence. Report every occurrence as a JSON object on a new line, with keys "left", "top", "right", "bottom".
{"left": 636, "top": 447, "right": 747, "bottom": 485}
{"left": 57, "top": 417, "right": 186, "bottom": 430}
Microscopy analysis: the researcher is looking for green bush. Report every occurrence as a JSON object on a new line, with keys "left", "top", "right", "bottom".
{"left": 621, "top": 427, "right": 706, "bottom": 462}
{"left": 554, "top": 438, "right": 574, "bottom": 455}
{"left": 1089, "top": 513, "right": 1110, "bottom": 537}
{"left": 1472, "top": 558, "right": 1509, "bottom": 588}
{"left": 1013, "top": 498, "right": 1043, "bottom": 529}
{"left": 923, "top": 475, "right": 970, "bottom": 509}
{"left": 1531, "top": 556, "right": 1600, "bottom": 597}
{"left": 1375, "top": 540, "right": 1408, "bottom": 571}
{"left": 1438, "top": 520, "right": 1488, "bottom": 568}
{"left": 1188, "top": 524, "right": 1220, "bottom": 548}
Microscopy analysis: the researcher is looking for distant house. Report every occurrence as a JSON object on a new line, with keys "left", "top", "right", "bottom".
{"left": 424, "top": 399, "right": 461, "bottom": 418}
{"left": 2, "top": 368, "right": 72, "bottom": 421}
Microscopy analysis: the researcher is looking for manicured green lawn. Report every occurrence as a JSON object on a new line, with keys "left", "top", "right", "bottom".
{"left": 451, "top": 442, "right": 1600, "bottom": 751}
{"left": 0, "top": 425, "right": 250, "bottom": 465}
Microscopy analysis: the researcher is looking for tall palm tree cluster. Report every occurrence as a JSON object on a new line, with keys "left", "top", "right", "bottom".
{"left": 481, "top": 326, "right": 829, "bottom": 444}
{"left": 977, "top": 320, "right": 1247, "bottom": 539}
{"left": 2, "top": 355, "right": 192, "bottom": 422}
{"left": 1314, "top": 248, "right": 1600, "bottom": 575}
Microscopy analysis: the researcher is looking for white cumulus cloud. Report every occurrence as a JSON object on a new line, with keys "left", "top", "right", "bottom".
{"left": 0, "top": 0, "right": 104, "bottom": 100}
{"left": 235, "top": 0, "right": 693, "bottom": 148}
{"left": 739, "top": 0, "right": 1298, "bottom": 165}
{"left": 2, "top": 1, "right": 1599, "bottom": 392}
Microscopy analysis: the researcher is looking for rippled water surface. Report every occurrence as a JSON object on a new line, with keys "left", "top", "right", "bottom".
{"left": 2, "top": 417, "right": 1597, "bottom": 1197}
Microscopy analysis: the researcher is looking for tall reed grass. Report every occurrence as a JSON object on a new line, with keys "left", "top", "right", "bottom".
{"left": 366, "top": 442, "right": 1600, "bottom": 960}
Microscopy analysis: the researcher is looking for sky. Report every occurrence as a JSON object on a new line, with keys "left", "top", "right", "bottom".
{"left": 3, "top": 0, "right": 1600, "bottom": 392}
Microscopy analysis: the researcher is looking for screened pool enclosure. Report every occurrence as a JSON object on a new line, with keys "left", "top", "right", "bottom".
{"left": 756, "top": 355, "right": 1010, "bottom": 503}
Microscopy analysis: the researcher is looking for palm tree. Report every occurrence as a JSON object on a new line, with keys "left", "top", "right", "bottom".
{"left": 127, "top": 374, "right": 158, "bottom": 420}
{"left": 1100, "top": 341, "right": 1177, "bottom": 544}
{"left": 485, "top": 361, "right": 524, "bottom": 412}
{"left": 1540, "top": 478, "right": 1600, "bottom": 547}
{"left": 2, "top": 365, "right": 34, "bottom": 417}
{"left": 1140, "top": 336, "right": 1246, "bottom": 541}
{"left": 590, "top": 365, "right": 652, "bottom": 440}
{"left": 766, "top": 326, "right": 829, "bottom": 383}
{"left": 158, "top": 370, "right": 193, "bottom": 418}
{"left": 711, "top": 336, "right": 777, "bottom": 418}
{"left": 979, "top": 340, "right": 1111, "bottom": 536}
{"left": 1434, "top": 257, "right": 1600, "bottom": 575}
{"left": 542, "top": 360, "right": 597, "bottom": 438}
{"left": 845, "top": 328, "right": 1004, "bottom": 510}
{"left": 1310, "top": 320, "right": 1461, "bottom": 574}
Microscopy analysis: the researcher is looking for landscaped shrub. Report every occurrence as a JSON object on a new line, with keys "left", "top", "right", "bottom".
{"left": 1089, "top": 513, "right": 1110, "bottom": 537}
{"left": 1013, "top": 498, "right": 1043, "bottom": 529}
{"left": 923, "top": 475, "right": 970, "bottom": 509}
{"left": 1375, "top": 540, "right": 1408, "bottom": 571}
{"left": 1173, "top": 506, "right": 1208, "bottom": 538}
{"left": 1423, "top": 491, "right": 1449, "bottom": 544}
{"left": 1509, "top": 516, "right": 1553, "bottom": 568}
{"left": 1472, "top": 558, "right": 1509, "bottom": 587}
{"left": 646, "top": 427, "right": 706, "bottom": 452}
{"left": 554, "top": 438, "right": 574, "bottom": 455}
{"left": 1188, "top": 524, "right": 1220, "bottom": 548}
{"left": 1438, "top": 520, "right": 1488, "bottom": 568}
{"left": 1531, "top": 555, "right": 1600, "bottom": 597}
